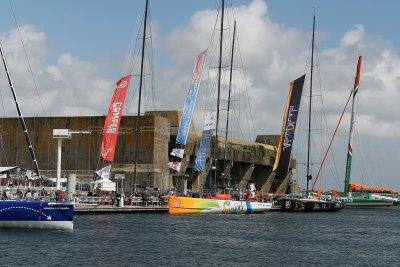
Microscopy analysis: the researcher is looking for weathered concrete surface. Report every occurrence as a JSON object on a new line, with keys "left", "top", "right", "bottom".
{"left": 0, "top": 111, "right": 296, "bottom": 194}
{"left": 0, "top": 114, "right": 171, "bottom": 191}
{"left": 260, "top": 172, "right": 275, "bottom": 192}
{"left": 236, "top": 163, "right": 254, "bottom": 190}
{"left": 191, "top": 160, "right": 212, "bottom": 193}
{"left": 254, "top": 165, "right": 273, "bottom": 191}
{"left": 276, "top": 169, "right": 293, "bottom": 193}
{"left": 177, "top": 154, "right": 190, "bottom": 176}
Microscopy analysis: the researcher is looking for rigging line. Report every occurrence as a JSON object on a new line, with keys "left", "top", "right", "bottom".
{"left": 128, "top": 10, "right": 145, "bottom": 76}
{"left": 142, "top": 2, "right": 156, "bottom": 109}
{"left": 294, "top": 96, "right": 301, "bottom": 186}
{"left": 199, "top": 3, "right": 220, "bottom": 131}
{"left": 353, "top": 95, "right": 381, "bottom": 186}
{"left": 356, "top": 95, "right": 382, "bottom": 185}
{"left": 148, "top": 21, "right": 156, "bottom": 109}
{"left": 315, "top": 52, "right": 340, "bottom": 187}
{"left": 125, "top": 14, "right": 146, "bottom": 115}
{"left": 236, "top": 42, "right": 255, "bottom": 141}
{"left": 231, "top": 8, "right": 255, "bottom": 141}
{"left": 125, "top": 14, "right": 144, "bottom": 114}
{"left": 0, "top": 76, "right": 8, "bottom": 165}
{"left": 123, "top": 11, "right": 142, "bottom": 76}
{"left": 315, "top": 70, "right": 329, "bottom": 184}
{"left": 351, "top": 93, "right": 372, "bottom": 185}
{"left": 353, "top": 116, "right": 376, "bottom": 186}
{"left": 353, "top": 143, "right": 366, "bottom": 184}
{"left": 0, "top": 133, "right": 9, "bottom": 166}
{"left": 312, "top": 85, "right": 353, "bottom": 189}
{"left": 8, "top": 0, "right": 52, "bottom": 135}
{"left": 144, "top": 34, "right": 155, "bottom": 109}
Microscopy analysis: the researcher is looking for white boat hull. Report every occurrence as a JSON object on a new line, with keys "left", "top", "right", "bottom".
{"left": 0, "top": 220, "right": 73, "bottom": 230}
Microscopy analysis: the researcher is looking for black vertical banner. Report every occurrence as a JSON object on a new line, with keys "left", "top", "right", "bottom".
{"left": 273, "top": 75, "right": 305, "bottom": 180}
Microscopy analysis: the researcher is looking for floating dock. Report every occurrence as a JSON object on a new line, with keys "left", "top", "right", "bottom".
{"left": 75, "top": 204, "right": 168, "bottom": 214}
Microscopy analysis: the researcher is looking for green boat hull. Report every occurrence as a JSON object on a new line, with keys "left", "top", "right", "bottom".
{"left": 345, "top": 197, "right": 393, "bottom": 208}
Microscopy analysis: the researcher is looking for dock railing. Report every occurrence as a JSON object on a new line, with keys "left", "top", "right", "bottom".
{"left": 75, "top": 196, "right": 112, "bottom": 205}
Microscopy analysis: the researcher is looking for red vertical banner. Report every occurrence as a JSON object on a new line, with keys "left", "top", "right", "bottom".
{"left": 100, "top": 75, "right": 132, "bottom": 162}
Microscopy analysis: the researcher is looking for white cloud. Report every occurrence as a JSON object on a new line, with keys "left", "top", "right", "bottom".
{"left": 160, "top": 0, "right": 400, "bottom": 140}
{"left": 0, "top": 25, "right": 114, "bottom": 117}
{"left": 157, "top": 0, "right": 400, "bottom": 188}
{"left": 340, "top": 24, "right": 365, "bottom": 47}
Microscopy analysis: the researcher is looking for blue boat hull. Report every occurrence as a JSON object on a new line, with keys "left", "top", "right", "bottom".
{"left": 0, "top": 200, "right": 74, "bottom": 230}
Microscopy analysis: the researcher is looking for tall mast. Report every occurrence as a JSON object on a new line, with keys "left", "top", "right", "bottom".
{"left": 133, "top": 0, "right": 149, "bottom": 192}
{"left": 0, "top": 42, "right": 40, "bottom": 178}
{"left": 222, "top": 20, "right": 236, "bottom": 185}
{"left": 213, "top": 0, "right": 225, "bottom": 193}
{"left": 344, "top": 56, "right": 362, "bottom": 197}
{"left": 306, "top": 14, "right": 315, "bottom": 196}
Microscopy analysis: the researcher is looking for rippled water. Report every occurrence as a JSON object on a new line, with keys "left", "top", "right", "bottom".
{"left": 1, "top": 207, "right": 399, "bottom": 266}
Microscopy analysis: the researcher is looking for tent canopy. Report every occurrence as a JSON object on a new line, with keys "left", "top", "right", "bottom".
{"left": 90, "top": 178, "right": 116, "bottom": 192}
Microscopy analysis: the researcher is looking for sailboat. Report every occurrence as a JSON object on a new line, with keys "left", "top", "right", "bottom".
{"left": 308, "top": 56, "right": 395, "bottom": 208}
{"left": 0, "top": 41, "right": 74, "bottom": 230}
{"left": 341, "top": 57, "right": 393, "bottom": 208}
{"left": 169, "top": 0, "right": 271, "bottom": 215}
{"left": 280, "top": 14, "right": 344, "bottom": 212}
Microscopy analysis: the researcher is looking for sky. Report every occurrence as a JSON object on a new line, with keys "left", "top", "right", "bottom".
{"left": 0, "top": 0, "right": 399, "bottom": 190}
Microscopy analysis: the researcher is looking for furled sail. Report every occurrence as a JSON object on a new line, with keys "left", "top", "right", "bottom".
{"left": 175, "top": 50, "right": 208, "bottom": 145}
{"left": 194, "top": 111, "right": 216, "bottom": 171}
{"left": 273, "top": 75, "right": 305, "bottom": 179}
{"left": 100, "top": 75, "right": 132, "bottom": 162}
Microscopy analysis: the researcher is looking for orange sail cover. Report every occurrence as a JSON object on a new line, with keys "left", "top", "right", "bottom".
{"left": 349, "top": 183, "right": 397, "bottom": 194}
{"left": 100, "top": 75, "right": 132, "bottom": 162}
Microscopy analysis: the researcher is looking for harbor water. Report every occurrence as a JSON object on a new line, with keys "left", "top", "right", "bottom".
{"left": 1, "top": 207, "right": 399, "bottom": 266}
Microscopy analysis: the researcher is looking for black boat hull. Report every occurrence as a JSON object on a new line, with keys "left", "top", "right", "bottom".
{"left": 281, "top": 198, "right": 344, "bottom": 212}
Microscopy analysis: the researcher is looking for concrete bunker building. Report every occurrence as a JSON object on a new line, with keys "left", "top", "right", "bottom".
{"left": 0, "top": 111, "right": 298, "bottom": 194}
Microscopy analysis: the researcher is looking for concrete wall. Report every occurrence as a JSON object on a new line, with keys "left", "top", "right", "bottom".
{"left": 0, "top": 111, "right": 296, "bottom": 193}
{"left": 0, "top": 114, "right": 171, "bottom": 190}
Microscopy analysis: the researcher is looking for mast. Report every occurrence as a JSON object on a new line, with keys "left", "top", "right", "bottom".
{"left": 133, "top": 0, "right": 148, "bottom": 192}
{"left": 344, "top": 56, "right": 362, "bottom": 197}
{"left": 222, "top": 20, "right": 236, "bottom": 185}
{"left": 306, "top": 14, "right": 315, "bottom": 196}
{"left": 0, "top": 42, "right": 40, "bottom": 178}
{"left": 213, "top": 0, "right": 225, "bottom": 193}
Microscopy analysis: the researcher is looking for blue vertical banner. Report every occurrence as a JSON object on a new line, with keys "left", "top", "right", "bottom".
{"left": 194, "top": 111, "right": 216, "bottom": 171}
{"left": 176, "top": 50, "right": 208, "bottom": 145}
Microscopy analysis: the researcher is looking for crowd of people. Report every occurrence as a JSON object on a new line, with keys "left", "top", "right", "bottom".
{"left": 79, "top": 188, "right": 168, "bottom": 206}
{"left": 0, "top": 187, "right": 67, "bottom": 201}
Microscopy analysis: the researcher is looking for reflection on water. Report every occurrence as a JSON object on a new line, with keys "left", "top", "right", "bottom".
{"left": 1, "top": 207, "right": 399, "bottom": 266}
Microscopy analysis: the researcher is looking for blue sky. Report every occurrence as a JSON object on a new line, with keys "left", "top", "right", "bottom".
{"left": 0, "top": 0, "right": 399, "bottom": 190}
{"left": 1, "top": 0, "right": 399, "bottom": 64}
